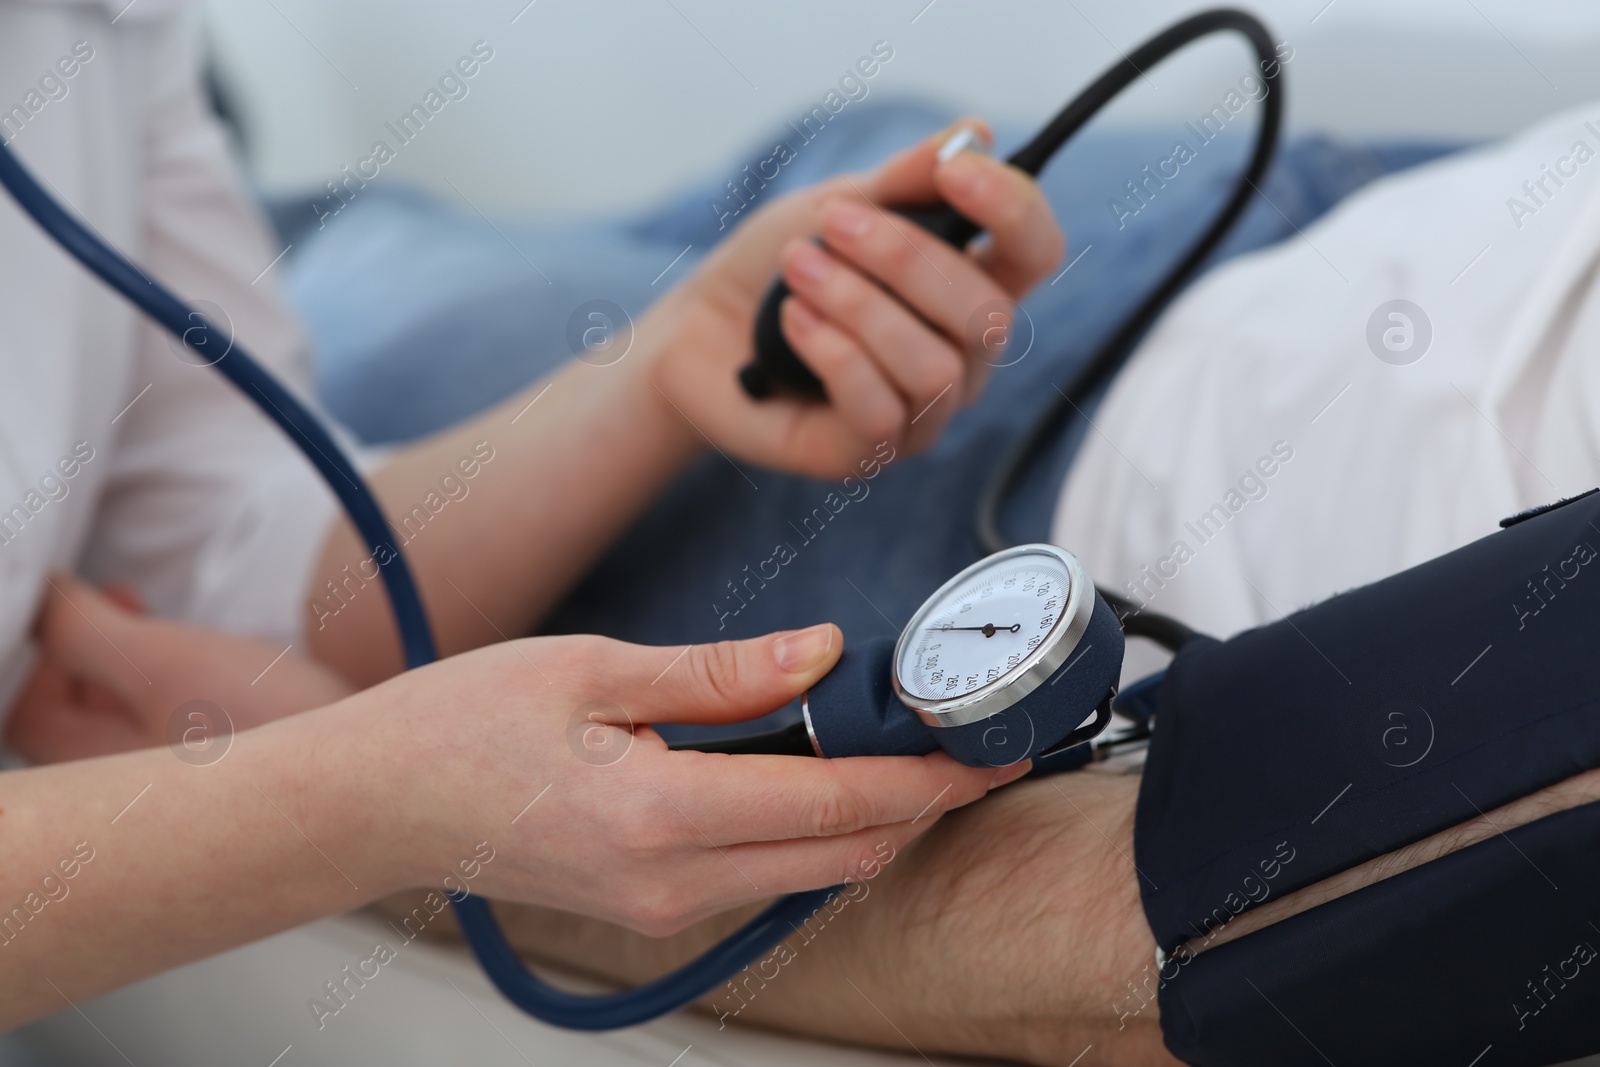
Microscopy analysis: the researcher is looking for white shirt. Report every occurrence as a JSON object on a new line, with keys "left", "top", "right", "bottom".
{"left": 1053, "top": 100, "right": 1600, "bottom": 681}
{"left": 0, "top": 3, "right": 337, "bottom": 713}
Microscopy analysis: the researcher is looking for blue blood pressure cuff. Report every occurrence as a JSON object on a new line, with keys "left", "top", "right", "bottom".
{"left": 1134, "top": 488, "right": 1600, "bottom": 1066}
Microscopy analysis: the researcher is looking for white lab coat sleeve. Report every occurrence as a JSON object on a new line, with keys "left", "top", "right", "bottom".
{"left": 77, "top": 15, "right": 349, "bottom": 644}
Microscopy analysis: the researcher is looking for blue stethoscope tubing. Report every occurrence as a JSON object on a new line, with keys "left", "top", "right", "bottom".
{"left": 0, "top": 5, "right": 1278, "bottom": 1030}
{"left": 0, "top": 136, "right": 836, "bottom": 1031}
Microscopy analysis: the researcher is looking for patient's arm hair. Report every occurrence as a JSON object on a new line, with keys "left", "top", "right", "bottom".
{"left": 378, "top": 765, "right": 1600, "bottom": 1067}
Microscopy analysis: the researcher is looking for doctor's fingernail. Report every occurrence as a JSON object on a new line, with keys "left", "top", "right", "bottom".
{"left": 774, "top": 624, "right": 835, "bottom": 673}
{"left": 937, "top": 125, "right": 990, "bottom": 163}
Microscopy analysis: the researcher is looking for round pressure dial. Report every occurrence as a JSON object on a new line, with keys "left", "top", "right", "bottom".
{"left": 893, "top": 544, "right": 1096, "bottom": 729}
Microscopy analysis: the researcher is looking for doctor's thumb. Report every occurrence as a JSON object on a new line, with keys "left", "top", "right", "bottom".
{"left": 627, "top": 623, "right": 843, "bottom": 725}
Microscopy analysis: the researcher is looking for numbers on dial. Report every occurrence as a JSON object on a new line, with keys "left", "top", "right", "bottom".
{"left": 897, "top": 554, "right": 1074, "bottom": 702}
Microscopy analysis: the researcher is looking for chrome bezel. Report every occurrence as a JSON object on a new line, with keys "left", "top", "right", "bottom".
{"left": 891, "top": 544, "right": 1096, "bottom": 729}
{"left": 799, "top": 692, "right": 825, "bottom": 758}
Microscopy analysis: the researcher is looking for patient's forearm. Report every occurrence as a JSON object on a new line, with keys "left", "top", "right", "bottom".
{"left": 306, "top": 305, "right": 703, "bottom": 685}
{"left": 419, "top": 763, "right": 1600, "bottom": 1066}
{"left": 395, "top": 773, "right": 1177, "bottom": 1066}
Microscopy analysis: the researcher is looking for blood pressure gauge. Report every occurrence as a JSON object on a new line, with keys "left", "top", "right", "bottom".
{"left": 802, "top": 545, "right": 1125, "bottom": 768}
{"left": 894, "top": 544, "right": 1092, "bottom": 727}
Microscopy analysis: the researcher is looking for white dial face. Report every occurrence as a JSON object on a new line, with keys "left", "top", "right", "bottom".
{"left": 896, "top": 551, "right": 1074, "bottom": 703}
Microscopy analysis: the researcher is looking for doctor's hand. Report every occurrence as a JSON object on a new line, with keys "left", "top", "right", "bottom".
{"left": 5, "top": 573, "right": 354, "bottom": 763}
{"left": 646, "top": 119, "right": 1064, "bottom": 479}
{"left": 319, "top": 622, "right": 1026, "bottom": 936}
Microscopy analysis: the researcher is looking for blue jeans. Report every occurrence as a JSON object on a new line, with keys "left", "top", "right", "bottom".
{"left": 273, "top": 102, "right": 1459, "bottom": 734}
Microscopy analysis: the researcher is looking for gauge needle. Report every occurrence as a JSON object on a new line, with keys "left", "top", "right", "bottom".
{"left": 932, "top": 623, "right": 1021, "bottom": 637}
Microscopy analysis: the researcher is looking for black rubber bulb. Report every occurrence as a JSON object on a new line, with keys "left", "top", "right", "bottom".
{"left": 738, "top": 203, "right": 984, "bottom": 400}
{"left": 736, "top": 9, "right": 1282, "bottom": 404}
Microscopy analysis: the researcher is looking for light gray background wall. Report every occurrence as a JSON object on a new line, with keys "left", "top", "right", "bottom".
{"left": 204, "top": 0, "right": 1600, "bottom": 217}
